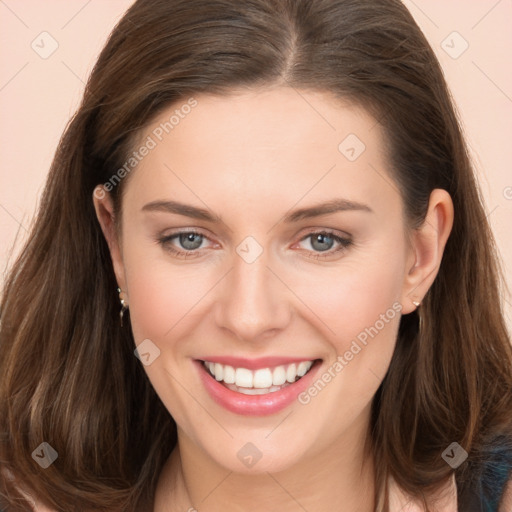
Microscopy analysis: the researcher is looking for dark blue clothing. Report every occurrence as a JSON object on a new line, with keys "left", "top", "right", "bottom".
{"left": 458, "top": 441, "right": 512, "bottom": 511}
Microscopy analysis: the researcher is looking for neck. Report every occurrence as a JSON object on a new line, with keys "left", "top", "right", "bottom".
{"left": 154, "top": 410, "right": 375, "bottom": 512}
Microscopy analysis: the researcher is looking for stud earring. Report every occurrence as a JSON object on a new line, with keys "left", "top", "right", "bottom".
{"left": 118, "top": 287, "right": 129, "bottom": 326}
{"left": 412, "top": 300, "right": 421, "bottom": 307}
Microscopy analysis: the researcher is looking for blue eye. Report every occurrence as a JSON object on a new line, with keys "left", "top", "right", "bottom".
{"left": 158, "top": 229, "right": 352, "bottom": 260}
{"left": 297, "top": 231, "right": 353, "bottom": 259}
{"left": 158, "top": 231, "right": 208, "bottom": 258}
{"left": 310, "top": 233, "right": 337, "bottom": 251}
{"left": 174, "top": 232, "right": 204, "bottom": 251}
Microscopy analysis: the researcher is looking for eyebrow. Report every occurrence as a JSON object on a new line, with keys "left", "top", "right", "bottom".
{"left": 142, "top": 200, "right": 222, "bottom": 222}
{"left": 283, "top": 198, "right": 373, "bottom": 222}
{"left": 141, "top": 198, "right": 373, "bottom": 223}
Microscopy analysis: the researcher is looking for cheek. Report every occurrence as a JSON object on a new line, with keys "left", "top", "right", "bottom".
{"left": 292, "top": 251, "right": 406, "bottom": 351}
{"left": 120, "top": 236, "right": 212, "bottom": 343}
{"left": 297, "top": 253, "right": 405, "bottom": 413}
{"left": 289, "top": 245, "right": 406, "bottom": 423}
{"left": 287, "top": 261, "right": 404, "bottom": 461}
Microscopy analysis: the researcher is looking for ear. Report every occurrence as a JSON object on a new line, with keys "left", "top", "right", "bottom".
{"left": 400, "top": 188, "right": 454, "bottom": 314}
{"left": 92, "top": 185, "right": 127, "bottom": 293}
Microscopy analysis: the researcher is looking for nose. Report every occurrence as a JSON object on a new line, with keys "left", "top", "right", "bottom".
{"left": 214, "top": 244, "right": 292, "bottom": 343}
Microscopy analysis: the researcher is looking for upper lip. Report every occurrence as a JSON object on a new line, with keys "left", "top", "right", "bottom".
{"left": 197, "top": 356, "right": 320, "bottom": 370}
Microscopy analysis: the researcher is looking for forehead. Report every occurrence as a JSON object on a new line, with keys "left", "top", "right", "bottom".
{"left": 141, "top": 87, "right": 380, "bottom": 159}
{"left": 124, "top": 87, "right": 400, "bottom": 221}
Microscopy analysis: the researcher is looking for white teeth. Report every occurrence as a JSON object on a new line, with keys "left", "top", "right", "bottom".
{"left": 223, "top": 365, "right": 235, "bottom": 384}
{"left": 224, "top": 382, "right": 292, "bottom": 395}
{"left": 272, "top": 365, "right": 287, "bottom": 386}
{"left": 214, "top": 363, "right": 223, "bottom": 381}
{"left": 297, "top": 361, "right": 312, "bottom": 377}
{"left": 253, "top": 368, "right": 273, "bottom": 388}
{"left": 286, "top": 363, "right": 297, "bottom": 383}
{"left": 238, "top": 387, "right": 271, "bottom": 395}
{"left": 203, "top": 359, "right": 316, "bottom": 392}
{"left": 235, "top": 368, "right": 253, "bottom": 388}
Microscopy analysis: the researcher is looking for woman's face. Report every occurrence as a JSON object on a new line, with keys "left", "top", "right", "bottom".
{"left": 97, "top": 87, "right": 439, "bottom": 474}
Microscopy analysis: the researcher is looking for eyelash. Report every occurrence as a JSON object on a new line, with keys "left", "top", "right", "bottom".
{"left": 157, "top": 229, "right": 353, "bottom": 260}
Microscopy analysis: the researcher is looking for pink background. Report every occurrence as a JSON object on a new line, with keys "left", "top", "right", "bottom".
{"left": 1, "top": 0, "right": 511, "bottom": 331}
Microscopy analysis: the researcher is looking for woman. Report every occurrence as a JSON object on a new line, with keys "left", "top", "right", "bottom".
{"left": 1, "top": 0, "right": 511, "bottom": 510}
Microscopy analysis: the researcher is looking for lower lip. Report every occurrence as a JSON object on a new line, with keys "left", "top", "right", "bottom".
{"left": 195, "top": 359, "right": 322, "bottom": 416}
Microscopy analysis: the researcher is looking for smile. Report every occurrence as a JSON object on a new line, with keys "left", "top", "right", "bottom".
{"left": 195, "top": 357, "right": 322, "bottom": 415}
{"left": 202, "top": 360, "right": 314, "bottom": 395}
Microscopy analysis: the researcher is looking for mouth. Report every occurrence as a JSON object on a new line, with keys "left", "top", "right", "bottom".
{"left": 201, "top": 359, "right": 316, "bottom": 395}
{"left": 195, "top": 357, "right": 322, "bottom": 415}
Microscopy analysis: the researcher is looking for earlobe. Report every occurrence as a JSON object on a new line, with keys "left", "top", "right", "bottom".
{"left": 92, "top": 185, "right": 127, "bottom": 291}
{"left": 400, "top": 188, "right": 454, "bottom": 314}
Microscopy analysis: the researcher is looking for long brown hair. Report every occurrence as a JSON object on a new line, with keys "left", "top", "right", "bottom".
{"left": 1, "top": 0, "right": 511, "bottom": 510}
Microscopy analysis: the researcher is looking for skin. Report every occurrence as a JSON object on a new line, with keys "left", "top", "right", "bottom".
{"left": 94, "top": 87, "right": 454, "bottom": 511}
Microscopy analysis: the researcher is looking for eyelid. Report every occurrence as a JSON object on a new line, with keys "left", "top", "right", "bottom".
{"left": 158, "top": 228, "right": 217, "bottom": 249}
{"left": 160, "top": 227, "right": 211, "bottom": 239}
{"left": 292, "top": 228, "right": 353, "bottom": 257}
{"left": 158, "top": 227, "right": 353, "bottom": 259}
{"left": 297, "top": 226, "right": 352, "bottom": 240}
